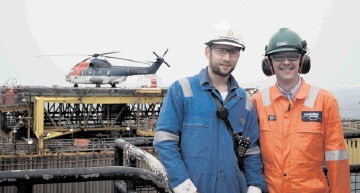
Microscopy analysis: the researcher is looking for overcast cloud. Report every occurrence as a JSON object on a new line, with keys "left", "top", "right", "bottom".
{"left": 0, "top": 0, "right": 359, "bottom": 90}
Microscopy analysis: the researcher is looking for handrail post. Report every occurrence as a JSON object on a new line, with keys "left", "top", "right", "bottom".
{"left": 114, "top": 142, "right": 123, "bottom": 166}
{"left": 17, "top": 183, "right": 33, "bottom": 193}
{"left": 125, "top": 156, "right": 137, "bottom": 192}
{"left": 114, "top": 140, "right": 138, "bottom": 192}
{"left": 114, "top": 142, "right": 123, "bottom": 193}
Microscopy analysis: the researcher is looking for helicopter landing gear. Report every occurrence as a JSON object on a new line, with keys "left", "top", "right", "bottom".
{"left": 111, "top": 83, "right": 116, "bottom": 88}
{"left": 74, "top": 84, "right": 78, "bottom": 88}
{"left": 96, "top": 84, "right": 101, "bottom": 88}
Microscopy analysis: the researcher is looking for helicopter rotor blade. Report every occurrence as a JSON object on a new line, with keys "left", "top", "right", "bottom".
{"left": 153, "top": 52, "right": 160, "bottom": 58}
{"left": 82, "top": 57, "right": 92, "bottom": 62}
{"left": 36, "top": 54, "right": 89, "bottom": 57}
{"left": 164, "top": 61, "right": 170, "bottom": 67}
{"left": 87, "top": 51, "right": 121, "bottom": 59}
{"left": 97, "top": 51, "right": 121, "bottom": 56}
{"left": 36, "top": 51, "right": 122, "bottom": 63}
{"left": 153, "top": 50, "right": 170, "bottom": 67}
{"left": 162, "top": 49, "right": 169, "bottom": 58}
{"left": 105, "top": 56, "right": 150, "bottom": 65}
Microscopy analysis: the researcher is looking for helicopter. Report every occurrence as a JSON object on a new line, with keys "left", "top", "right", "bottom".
{"left": 64, "top": 49, "right": 170, "bottom": 88}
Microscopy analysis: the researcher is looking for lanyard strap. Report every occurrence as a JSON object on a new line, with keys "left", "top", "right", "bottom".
{"left": 209, "top": 91, "right": 239, "bottom": 136}
{"left": 210, "top": 91, "right": 247, "bottom": 171}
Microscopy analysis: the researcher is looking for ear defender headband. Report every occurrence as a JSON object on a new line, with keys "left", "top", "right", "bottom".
{"left": 261, "top": 40, "right": 311, "bottom": 76}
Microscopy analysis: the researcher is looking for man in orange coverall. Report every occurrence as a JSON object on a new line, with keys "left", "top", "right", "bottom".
{"left": 252, "top": 28, "right": 351, "bottom": 193}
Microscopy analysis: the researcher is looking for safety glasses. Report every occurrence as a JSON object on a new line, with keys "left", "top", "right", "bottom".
{"left": 212, "top": 47, "right": 240, "bottom": 57}
{"left": 270, "top": 53, "right": 301, "bottom": 62}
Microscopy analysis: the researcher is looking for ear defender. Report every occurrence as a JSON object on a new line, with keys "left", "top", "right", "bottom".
{"left": 261, "top": 45, "right": 275, "bottom": 76}
{"left": 262, "top": 29, "right": 311, "bottom": 76}
{"left": 298, "top": 40, "right": 311, "bottom": 74}
{"left": 299, "top": 55, "right": 311, "bottom": 74}
{"left": 262, "top": 57, "right": 275, "bottom": 76}
{"left": 262, "top": 55, "right": 311, "bottom": 76}
{"left": 262, "top": 42, "right": 311, "bottom": 76}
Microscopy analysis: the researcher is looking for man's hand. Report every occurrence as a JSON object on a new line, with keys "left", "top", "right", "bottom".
{"left": 173, "top": 178, "right": 198, "bottom": 193}
{"left": 247, "top": 186, "right": 262, "bottom": 193}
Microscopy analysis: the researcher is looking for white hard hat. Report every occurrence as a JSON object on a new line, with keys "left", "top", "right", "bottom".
{"left": 205, "top": 28, "right": 245, "bottom": 51}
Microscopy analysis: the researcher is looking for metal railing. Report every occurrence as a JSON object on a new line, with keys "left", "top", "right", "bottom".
{"left": 0, "top": 134, "right": 359, "bottom": 192}
{"left": 0, "top": 166, "right": 167, "bottom": 193}
{"left": 351, "top": 168, "right": 360, "bottom": 192}
{"left": 0, "top": 137, "right": 154, "bottom": 155}
{"left": 0, "top": 138, "right": 168, "bottom": 193}
{"left": 341, "top": 131, "right": 360, "bottom": 192}
{"left": 345, "top": 131, "right": 360, "bottom": 138}
{"left": 114, "top": 138, "right": 171, "bottom": 193}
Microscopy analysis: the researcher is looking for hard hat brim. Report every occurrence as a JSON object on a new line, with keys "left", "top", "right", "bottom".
{"left": 266, "top": 47, "right": 299, "bottom": 55}
{"left": 205, "top": 40, "right": 245, "bottom": 49}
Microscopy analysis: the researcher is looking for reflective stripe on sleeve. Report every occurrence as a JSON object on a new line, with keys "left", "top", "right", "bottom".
{"left": 154, "top": 131, "right": 180, "bottom": 143}
{"left": 261, "top": 88, "right": 271, "bottom": 106}
{"left": 304, "top": 86, "right": 320, "bottom": 108}
{"left": 245, "top": 146, "right": 261, "bottom": 155}
{"left": 245, "top": 93, "right": 253, "bottom": 111}
{"left": 178, "top": 78, "right": 193, "bottom": 97}
{"left": 325, "top": 150, "right": 348, "bottom": 161}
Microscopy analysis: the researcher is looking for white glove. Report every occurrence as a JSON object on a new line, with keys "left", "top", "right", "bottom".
{"left": 173, "top": 178, "right": 197, "bottom": 193}
{"left": 247, "top": 185, "right": 262, "bottom": 193}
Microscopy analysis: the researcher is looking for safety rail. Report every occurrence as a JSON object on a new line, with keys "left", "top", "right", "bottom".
{"left": 0, "top": 137, "right": 154, "bottom": 156}
{"left": 345, "top": 131, "right": 360, "bottom": 138}
{"left": 0, "top": 166, "right": 167, "bottom": 193}
{"left": 113, "top": 134, "right": 359, "bottom": 192}
{"left": 0, "top": 134, "right": 359, "bottom": 192}
{"left": 114, "top": 138, "right": 171, "bottom": 193}
{"left": 1, "top": 132, "right": 356, "bottom": 156}
{"left": 351, "top": 169, "right": 360, "bottom": 193}
{"left": 0, "top": 138, "right": 168, "bottom": 193}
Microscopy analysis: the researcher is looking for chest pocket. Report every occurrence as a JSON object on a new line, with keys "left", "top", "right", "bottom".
{"left": 259, "top": 120, "right": 275, "bottom": 164}
{"left": 295, "top": 85, "right": 324, "bottom": 162}
{"left": 181, "top": 117, "right": 211, "bottom": 159}
{"left": 295, "top": 121, "right": 324, "bottom": 162}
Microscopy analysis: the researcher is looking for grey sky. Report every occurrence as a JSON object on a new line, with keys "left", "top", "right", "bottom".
{"left": 1, "top": 0, "right": 359, "bottom": 90}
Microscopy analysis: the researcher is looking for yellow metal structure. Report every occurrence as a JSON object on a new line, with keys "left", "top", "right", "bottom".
{"left": 346, "top": 138, "right": 360, "bottom": 164}
{"left": 31, "top": 94, "right": 164, "bottom": 155}
{"left": 0, "top": 87, "right": 164, "bottom": 155}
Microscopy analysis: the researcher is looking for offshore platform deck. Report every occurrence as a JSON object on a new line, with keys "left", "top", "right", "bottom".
{"left": 1, "top": 86, "right": 360, "bottom": 192}
{"left": 0, "top": 86, "right": 167, "bottom": 156}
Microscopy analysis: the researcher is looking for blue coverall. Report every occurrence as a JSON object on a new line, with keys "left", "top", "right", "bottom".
{"left": 154, "top": 68, "right": 268, "bottom": 193}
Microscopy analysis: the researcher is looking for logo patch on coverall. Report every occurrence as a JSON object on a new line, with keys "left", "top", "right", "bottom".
{"left": 268, "top": 115, "right": 276, "bottom": 121}
{"left": 301, "top": 111, "right": 322, "bottom": 122}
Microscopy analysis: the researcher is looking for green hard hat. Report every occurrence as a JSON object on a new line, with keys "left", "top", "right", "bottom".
{"left": 265, "top": 28, "right": 307, "bottom": 56}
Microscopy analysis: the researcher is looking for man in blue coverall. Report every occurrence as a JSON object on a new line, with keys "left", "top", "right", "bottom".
{"left": 154, "top": 27, "right": 268, "bottom": 193}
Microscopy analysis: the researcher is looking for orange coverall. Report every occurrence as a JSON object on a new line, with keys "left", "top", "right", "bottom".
{"left": 252, "top": 79, "right": 350, "bottom": 193}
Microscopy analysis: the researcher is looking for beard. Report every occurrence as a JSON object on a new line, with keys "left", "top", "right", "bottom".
{"left": 209, "top": 59, "right": 236, "bottom": 77}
